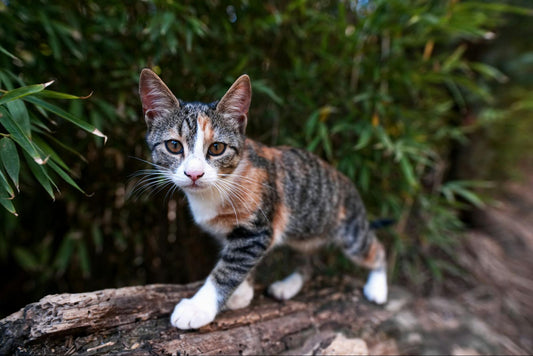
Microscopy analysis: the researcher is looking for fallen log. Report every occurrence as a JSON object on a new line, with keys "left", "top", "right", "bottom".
{"left": 0, "top": 276, "right": 396, "bottom": 355}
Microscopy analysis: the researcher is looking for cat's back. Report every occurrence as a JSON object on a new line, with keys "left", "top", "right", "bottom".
{"left": 245, "top": 139, "right": 364, "bottom": 243}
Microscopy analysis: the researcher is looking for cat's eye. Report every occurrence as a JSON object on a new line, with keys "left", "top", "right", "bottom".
{"left": 208, "top": 142, "right": 227, "bottom": 156}
{"left": 165, "top": 140, "right": 183, "bottom": 154}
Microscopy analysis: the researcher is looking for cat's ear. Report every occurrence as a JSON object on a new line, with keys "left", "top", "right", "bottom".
{"left": 139, "top": 68, "right": 179, "bottom": 127}
{"left": 216, "top": 74, "right": 251, "bottom": 134}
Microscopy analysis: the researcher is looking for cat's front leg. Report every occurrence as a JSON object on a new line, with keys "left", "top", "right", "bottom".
{"left": 170, "top": 226, "right": 271, "bottom": 330}
{"left": 170, "top": 278, "right": 219, "bottom": 329}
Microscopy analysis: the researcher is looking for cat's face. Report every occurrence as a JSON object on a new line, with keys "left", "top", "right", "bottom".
{"left": 139, "top": 69, "right": 251, "bottom": 195}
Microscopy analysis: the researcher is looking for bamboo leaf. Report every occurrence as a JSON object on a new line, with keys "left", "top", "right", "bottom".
{"left": 470, "top": 62, "right": 508, "bottom": 83}
{"left": 0, "top": 137, "right": 20, "bottom": 190}
{"left": 6, "top": 99, "right": 31, "bottom": 137}
{"left": 13, "top": 247, "right": 39, "bottom": 271}
{"left": 33, "top": 136, "right": 71, "bottom": 172}
{"left": 77, "top": 241, "right": 91, "bottom": 278}
{"left": 0, "top": 194, "right": 17, "bottom": 216}
{"left": 0, "top": 166, "right": 14, "bottom": 197}
{"left": 354, "top": 128, "right": 372, "bottom": 150}
{"left": 400, "top": 156, "right": 418, "bottom": 188}
{"left": 23, "top": 151, "right": 56, "bottom": 200}
{"left": 0, "top": 82, "right": 53, "bottom": 106}
{"left": 47, "top": 160, "right": 86, "bottom": 194}
{"left": 0, "top": 107, "right": 45, "bottom": 164}
{"left": 35, "top": 90, "right": 92, "bottom": 100}
{"left": 23, "top": 96, "right": 107, "bottom": 142}
{"left": 54, "top": 234, "right": 75, "bottom": 273}
{"left": 0, "top": 44, "right": 19, "bottom": 61}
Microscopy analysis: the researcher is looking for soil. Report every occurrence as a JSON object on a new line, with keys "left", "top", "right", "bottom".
{"left": 378, "top": 170, "right": 533, "bottom": 355}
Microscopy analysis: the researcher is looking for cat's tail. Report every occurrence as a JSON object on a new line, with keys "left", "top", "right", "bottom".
{"left": 369, "top": 218, "right": 395, "bottom": 230}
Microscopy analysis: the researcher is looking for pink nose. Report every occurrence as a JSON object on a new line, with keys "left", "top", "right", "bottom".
{"left": 184, "top": 171, "right": 204, "bottom": 182}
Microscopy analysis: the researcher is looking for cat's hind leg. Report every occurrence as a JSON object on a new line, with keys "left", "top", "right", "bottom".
{"left": 268, "top": 271, "right": 305, "bottom": 300}
{"left": 343, "top": 229, "right": 388, "bottom": 304}
{"left": 226, "top": 276, "right": 254, "bottom": 310}
{"left": 268, "top": 261, "right": 311, "bottom": 301}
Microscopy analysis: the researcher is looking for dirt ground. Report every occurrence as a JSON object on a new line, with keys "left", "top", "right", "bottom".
{"left": 373, "top": 170, "right": 533, "bottom": 355}
{"left": 457, "top": 171, "right": 533, "bottom": 354}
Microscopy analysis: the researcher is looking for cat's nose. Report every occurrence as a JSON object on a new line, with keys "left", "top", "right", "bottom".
{"left": 184, "top": 170, "right": 204, "bottom": 182}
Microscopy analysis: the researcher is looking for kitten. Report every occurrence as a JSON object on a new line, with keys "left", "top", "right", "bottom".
{"left": 139, "top": 69, "right": 388, "bottom": 330}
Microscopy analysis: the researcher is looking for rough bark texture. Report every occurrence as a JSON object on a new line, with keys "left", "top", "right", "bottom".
{"left": 0, "top": 277, "right": 397, "bottom": 355}
{"left": 1, "top": 273, "right": 524, "bottom": 355}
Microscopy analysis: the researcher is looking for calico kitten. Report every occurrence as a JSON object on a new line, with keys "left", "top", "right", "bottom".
{"left": 139, "top": 69, "right": 388, "bottom": 330}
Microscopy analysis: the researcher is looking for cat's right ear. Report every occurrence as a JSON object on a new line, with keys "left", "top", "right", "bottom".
{"left": 139, "top": 68, "right": 179, "bottom": 127}
{"left": 216, "top": 74, "right": 252, "bottom": 134}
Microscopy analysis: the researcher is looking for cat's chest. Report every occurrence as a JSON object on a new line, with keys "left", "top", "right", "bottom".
{"left": 185, "top": 191, "right": 238, "bottom": 235}
{"left": 186, "top": 192, "right": 221, "bottom": 223}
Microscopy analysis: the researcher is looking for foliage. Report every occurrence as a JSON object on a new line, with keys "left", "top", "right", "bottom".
{"left": 0, "top": 0, "right": 531, "bottom": 314}
{"left": 0, "top": 54, "right": 106, "bottom": 216}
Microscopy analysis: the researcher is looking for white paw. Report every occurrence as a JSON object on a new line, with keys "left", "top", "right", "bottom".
{"left": 268, "top": 272, "right": 304, "bottom": 301}
{"left": 226, "top": 280, "right": 254, "bottom": 310}
{"left": 170, "top": 278, "right": 218, "bottom": 329}
{"left": 170, "top": 298, "right": 216, "bottom": 329}
{"left": 363, "top": 269, "right": 388, "bottom": 304}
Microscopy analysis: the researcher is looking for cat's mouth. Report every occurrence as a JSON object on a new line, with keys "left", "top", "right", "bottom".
{"left": 183, "top": 182, "right": 210, "bottom": 192}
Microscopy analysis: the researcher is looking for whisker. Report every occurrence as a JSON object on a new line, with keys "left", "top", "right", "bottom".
{"left": 215, "top": 178, "right": 271, "bottom": 225}
{"left": 213, "top": 181, "right": 240, "bottom": 226}
{"left": 127, "top": 166, "right": 177, "bottom": 201}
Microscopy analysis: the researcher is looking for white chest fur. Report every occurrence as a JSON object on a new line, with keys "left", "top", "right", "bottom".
{"left": 186, "top": 190, "right": 221, "bottom": 223}
{"left": 185, "top": 189, "right": 231, "bottom": 236}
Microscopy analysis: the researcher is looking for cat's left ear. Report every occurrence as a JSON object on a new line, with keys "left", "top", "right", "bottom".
{"left": 216, "top": 74, "right": 251, "bottom": 134}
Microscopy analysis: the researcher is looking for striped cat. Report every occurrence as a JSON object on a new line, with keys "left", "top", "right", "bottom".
{"left": 139, "top": 69, "right": 388, "bottom": 330}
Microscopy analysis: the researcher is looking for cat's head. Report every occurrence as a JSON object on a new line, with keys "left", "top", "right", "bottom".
{"left": 139, "top": 69, "right": 251, "bottom": 194}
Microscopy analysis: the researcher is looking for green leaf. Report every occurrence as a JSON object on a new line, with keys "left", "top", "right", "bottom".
{"left": 0, "top": 82, "right": 53, "bottom": 106}
{"left": 35, "top": 89, "right": 92, "bottom": 100}
{"left": 54, "top": 234, "right": 75, "bottom": 273}
{"left": 0, "top": 107, "right": 44, "bottom": 164}
{"left": 23, "top": 96, "right": 107, "bottom": 143}
{"left": 23, "top": 151, "right": 56, "bottom": 200}
{"left": 319, "top": 123, "right": 333, "bottom": 160}
{"left": 442, "top": 45, "right": 467, "bottom": 72}
{"left": 354, "top": 127, "right": 372, "bottom": 150}
{"left": 0, "top": 194, "right": 17, "bottom": 216}
{"left": 0, "top": 167, "right": 14, "bottom": 197}
{"left": 47, "top": 159, "right": 86, "bottom": 194}
{"left": 253, "top": 80, "right": 284, "bottom": 105}
{"left": 33, "top": 136, "right": 71, "bottom": 172}
{"left": 304, "top": 109, "right": 320, "bottom": 139}
{"left": 470, "top": 62, "right": 508, "bottom": 83}
{"left": 0, "top": 44, "right": 19, "bottom": 61}
{"left": 6, "top": 99, "right": 31, "bottom": 137}
{"left": 77, "top": 241, "right": 91, "bottom": 278}
{"left": 43, "top": 133, "right": 87, "bottom": 163}
{"left": 400, "top": 156, "right": 418, "bottom": 188}
{"left": 0, "top": 137, "right": 20, "bottom": 190}
{"left": 13, "top": 247, "right": 39, "bottom": 271}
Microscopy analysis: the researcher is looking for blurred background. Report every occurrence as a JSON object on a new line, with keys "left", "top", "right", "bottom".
{"left": 0, "top": 0, "right": 532, "bottom": 340}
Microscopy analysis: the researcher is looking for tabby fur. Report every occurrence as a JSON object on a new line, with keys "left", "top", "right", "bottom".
{"left": 139, "top": 69, "right": 388, "bottom": 330}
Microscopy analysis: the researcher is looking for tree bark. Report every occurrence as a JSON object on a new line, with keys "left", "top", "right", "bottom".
{"left": 0, "top": 277, "right": 394, "bottom": 355}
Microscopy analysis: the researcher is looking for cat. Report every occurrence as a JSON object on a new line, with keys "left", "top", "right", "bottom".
{"left": 138, "top": 68, "right": 388, "bottom": 330}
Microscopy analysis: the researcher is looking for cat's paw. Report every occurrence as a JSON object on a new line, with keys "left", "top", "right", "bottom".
{"left": 363, "top": 269, "right": 388, "bottom": 305}
{"left": 268, "top": 272, "right": 304, "bottom": 301}
{"left": 170, "top": 298, "right": 217, "bottom": 330}
{"left": 226, "top": 280, "right": 254, "bottom": 310}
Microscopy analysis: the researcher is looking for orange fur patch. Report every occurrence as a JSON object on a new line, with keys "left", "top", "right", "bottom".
{"left": 197, "top": 113, "right": 214, "bottom": 143}
{"left": 208, "top": 160, "right": 266, "bottom": 232}
{"left": 360, "top": 239, "right": 385, "bottom": 269}
{"left": 271, "top": 202, "right": 289, "bottom": 247}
